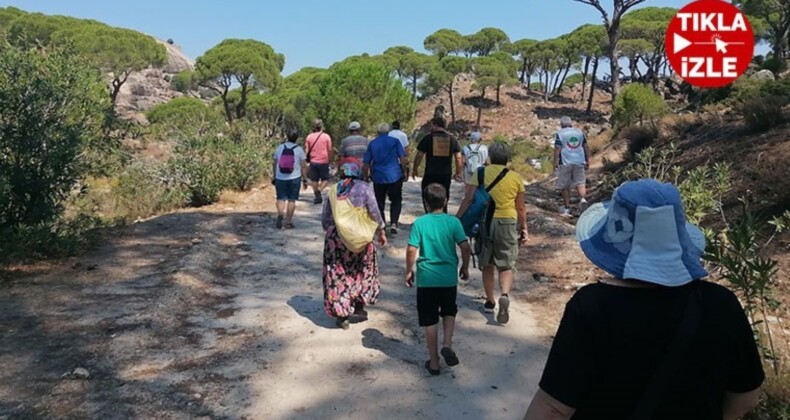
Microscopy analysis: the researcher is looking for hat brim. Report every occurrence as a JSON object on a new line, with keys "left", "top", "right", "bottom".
{"left": 576, "top": 202, "right": 707, "bottom": 286}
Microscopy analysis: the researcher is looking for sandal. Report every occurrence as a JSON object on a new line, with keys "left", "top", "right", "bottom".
{"left": 441, "top": 347, "right": 460, "bottom": 367}
{"left": 424, "top": 360, "right": 440, "bottom": 376}
{"left": 353, "top": 302, "right": 368, "bottom": 320}
{"left": 276, "top": 215, "right": 284, "bottom": 229}
{"left": 335, "top": 317, "right": 350, "bottom": 330}
{"left": 284, "top": 222, "right": 295, "bottom": 229}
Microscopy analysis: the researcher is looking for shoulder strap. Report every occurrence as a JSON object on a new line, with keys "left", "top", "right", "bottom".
{"left": 307, "top": 132, "right": 322, "bottom": 156}
{"left": 485, "top": 168, "right": 509, "bottom": 193}
{"left": 628, "top": 286, "right": 701, "bottom": 420}
{"left": 477, "top": 166, "right": 486, "bottom": 187}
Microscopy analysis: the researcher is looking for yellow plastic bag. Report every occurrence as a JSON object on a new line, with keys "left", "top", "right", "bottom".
{"left": 329, "top": 184, "right": 379, "bottom": 253}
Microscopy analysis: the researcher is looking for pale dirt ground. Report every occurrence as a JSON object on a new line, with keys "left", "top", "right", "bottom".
{"left": 0, "top": 179, "right": 552, "bottom": 420}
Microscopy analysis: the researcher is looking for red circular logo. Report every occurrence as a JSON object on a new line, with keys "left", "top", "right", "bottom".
{"left": 665, "top": 0, "right": 755, "bottom": 88}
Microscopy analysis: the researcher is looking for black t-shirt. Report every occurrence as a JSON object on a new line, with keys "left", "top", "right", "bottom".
{"left": 417, "top": 129, "right": 460, "bottom": 178}
{"left": 539, "top": 280, "right": 764, "bottom": 420}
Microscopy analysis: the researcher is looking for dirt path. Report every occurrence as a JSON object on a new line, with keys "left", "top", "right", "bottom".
{"left": 1, "top": 179, "right": 549, "bottom": 419}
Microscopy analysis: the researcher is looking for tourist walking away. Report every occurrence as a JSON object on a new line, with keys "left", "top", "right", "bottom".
{"left": 306, "top": 118, "right": 333, "bottom": 204}
{"left": 405, "top": 183, "right": 471, "bottom": 376}
{"left": 457, "top": 142, "right": 527, "bottom": 324}
{"left": 338, "top": 121, "right": 369, "bottom": 163}
{"left": 553, "top": 116, "right": 590, "bottom": 217}
{"left": 364, "top": 123, "right": 407, "bottom": 234}
{"left": 411, "top": 117, "right": 463, "bottom": 213}
{"left": 272, "top": 129, "right": 308, "bottom": 229}
{"left": 388, "top": 120, "right": 410, "bottom": 157}
{"left": 322, "top": 158, "right": 388, "bottom": 330}
{"left": 462, "top": 131, "right": 489, "bottom": 185}
{"left": 525, "top": 179, "right": 764, "bottom": 420}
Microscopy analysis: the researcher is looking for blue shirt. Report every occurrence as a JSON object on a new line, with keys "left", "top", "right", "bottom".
{"left": 363, "top": 135, "right": 406, "bottom": 184}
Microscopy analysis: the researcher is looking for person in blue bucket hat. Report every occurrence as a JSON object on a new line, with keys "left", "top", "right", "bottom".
{"left": 525, "top": 179, "right": 764, "bottom": 420}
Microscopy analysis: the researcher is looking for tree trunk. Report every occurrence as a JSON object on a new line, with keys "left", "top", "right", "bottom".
{"left": 448, "top": 82, "right": 456, "bottom": 124}
{"left": 587, "top": 57, "right": 599, "bottom": 114}
{"left": 580, "top": 56, "right": 591, "bottom": 103}
{"left": 544, "top": 72, "right": 550, "bottom": 101}
{"left": 526, "top": 74, "right": 532, "bottom": 92}
{"left": 411, "top": 74, "right": 418, "bottom": 101}
{"left": 556, "top": 63, "right": 571, "bottom": 94}
{"left": 496, "top": 84, "right": 501, "bottom": 106}
{"left": 476, "top": 88, "right": 486, "bottom": 128}
{"left": 220, "top": 86, "right": 234, "bottom": 126}
{"left": 109, "top": 72, "right": 130, "bottom": 108}
{"left": 608, "top": 28, "right": 621, "bottom": 102}
{"left": 520, "top": 58, "right": 528, "bottom": 83}
{"left": 629, "top": 58, "right": 637, "bottom": 80}
{"left": 236, "top": 84, "right": 248, "bottom": 120}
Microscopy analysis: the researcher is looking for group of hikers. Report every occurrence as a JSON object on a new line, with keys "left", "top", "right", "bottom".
{"left": 271, "top": 116, "right": 765, "bottom": 419}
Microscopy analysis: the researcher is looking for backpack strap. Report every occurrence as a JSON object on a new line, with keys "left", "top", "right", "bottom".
{"left": 306, "top": 132, "right": 322, "bottom": 159}
{"left": 485, "top": 168, "right": 509, "bottom": 193}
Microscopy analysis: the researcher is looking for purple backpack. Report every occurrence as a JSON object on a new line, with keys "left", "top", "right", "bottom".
{"left": 278, "top": 145, "right": 297, "bottom": 174}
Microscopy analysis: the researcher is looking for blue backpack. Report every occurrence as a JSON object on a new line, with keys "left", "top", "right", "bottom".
{"left": 460, "top": 167, "right": 509, "bottom": 239}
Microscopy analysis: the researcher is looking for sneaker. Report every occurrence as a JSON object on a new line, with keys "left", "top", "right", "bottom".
{"left": 579, "top": 198, "right": 589, "bottom": 213}
{"left": 484, "top": 300, "right": 496, "bottom": 313}
{"left": 559, "top": 207, "right": 572, "bottom": 218}
{"left": 497, "top": 295, "right": 510, "bottom": 324}
{"left": 389, "top": 224, "right": 399, "bottom": 235}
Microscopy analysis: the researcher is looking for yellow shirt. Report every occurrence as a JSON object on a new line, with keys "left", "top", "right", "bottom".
{"left": 471, "top": 165, "right": 525, "bottom": 220}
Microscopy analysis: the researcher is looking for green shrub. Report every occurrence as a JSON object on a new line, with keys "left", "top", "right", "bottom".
{"left": 113, "top": 163, "right": 187, "bottom": 222}
{"left": 761, "top": 57, "right": 787, "bottom": 75}
{"left": 166, "top": 135, "right": 274, "bottom": 206}
{"left": 563, "top": 73, "right": 584, "bottom": 87}
{"left": 736, "top": 97, "right": 787, "bottom": 133}
{"left": 171, "top": 70, "right": 197, "bottom": 93}
{"left": 146, "top": 97, "right": 224, "bottom": 138}
{"left": 612, "top": 83, "right": 668, "bottom": 128}
{"left": 529, "top": 82, "right": 545, "bottom": 91}
{"left": 0, "top": 43, "right": 106, "bottom": 264}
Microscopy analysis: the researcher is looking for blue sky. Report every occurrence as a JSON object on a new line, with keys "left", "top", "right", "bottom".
{"left": 1, "top": 0, "right": 746, "bottom": 75}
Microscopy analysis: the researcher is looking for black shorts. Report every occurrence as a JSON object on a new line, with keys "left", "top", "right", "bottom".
{"left": 417, "top": 286, "right": 458, "bottom": 327}
{"left": 308, "top": 163, "right": 330, "bottom": 182}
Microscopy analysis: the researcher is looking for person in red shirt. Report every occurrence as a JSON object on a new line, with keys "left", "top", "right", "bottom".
{"left": 305, "top": 119, "right": 334, "bottom": 204}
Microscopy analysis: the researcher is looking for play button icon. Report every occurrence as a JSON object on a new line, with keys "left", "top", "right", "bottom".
{"left": 674, "top": 33, "right": 692, "bottom": 54}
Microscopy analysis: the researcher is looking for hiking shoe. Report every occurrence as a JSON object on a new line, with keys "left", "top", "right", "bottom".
{"left": 276, "top": 215, "right": 284, "bottom": 229}
{"left": 441, "top": 347, "right": 460, "bottom": 366}
{"left": 389, "top": 224, "right": 399, "bottom": 235}
{"left": 484, "top": 300, "right": 496, "bottom": 313}
{"left": 579, "top": 198, "right": 589, "bottom": 214}
{"left": 497, "top": 295, "right": 510, "bottom": 324}
{"left": 336, "top": 317, "right": 350, "bottom": 330}
{"left": 559, "top": 207, "right": 572, "bottom": 218}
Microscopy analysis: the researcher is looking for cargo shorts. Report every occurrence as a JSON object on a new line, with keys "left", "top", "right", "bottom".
{"left": 479, "top": 218, "right": 519, "bottom": 271}
{"left": 556, "top": 164, "right": 586, "bottom": 190}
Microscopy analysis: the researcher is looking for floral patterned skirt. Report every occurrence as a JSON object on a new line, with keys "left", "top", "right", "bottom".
{"left": 323, "top": 226, "right": 380, "bottom": 318}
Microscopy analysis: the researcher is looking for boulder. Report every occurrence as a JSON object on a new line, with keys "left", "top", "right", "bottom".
{"left": 751, "top": 69, "right": 776, "bottom": 81}
{"left": 156, "top": 39, "right": 194, "bottom": 74}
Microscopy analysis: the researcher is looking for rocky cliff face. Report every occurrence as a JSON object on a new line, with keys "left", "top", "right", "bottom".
{"left": 115, "top": 39, "right": 195, "bottom": 119}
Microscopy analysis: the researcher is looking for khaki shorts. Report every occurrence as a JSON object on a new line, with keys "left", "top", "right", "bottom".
{"left": 480, "top": 218, "right": 519, "bottom": 271}
{"left": 556, "top": 164, "right": 586, "bottom": 190}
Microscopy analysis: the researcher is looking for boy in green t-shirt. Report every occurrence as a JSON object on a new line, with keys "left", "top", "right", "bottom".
{"left": 405, "top": 183, "right": 471, "bottom": 376}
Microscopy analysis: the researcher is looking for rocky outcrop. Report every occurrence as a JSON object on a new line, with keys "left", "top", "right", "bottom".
{"left": 115, "top": 39, "right": 196, "bottom": 117}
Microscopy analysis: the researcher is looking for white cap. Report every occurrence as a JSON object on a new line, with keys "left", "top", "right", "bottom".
{"left": 349, "top": 121, "right": 361, "bottom": 130}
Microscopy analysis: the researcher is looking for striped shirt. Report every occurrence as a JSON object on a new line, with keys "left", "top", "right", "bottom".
{"left": 340, "top": 135, "right": 369, "bottom": 161}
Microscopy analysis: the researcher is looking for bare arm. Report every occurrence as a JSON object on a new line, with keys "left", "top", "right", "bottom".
{"left": 723, "top": 389, "right": 761, "bottom": 420}
{"left": 553, "top": 146, "right": 561, "bottom": 171}
{"left": 459, "top": 241, "right": 471, "bottom": 276}
{"left": 524, "top": 389, "right": 575, "bottom": 420}
{"left": 454, "top": 152, "right": 464, "bottom": 180}
{"left": 412, "top": 151, "right": 425, "bottom": 180}
{"left": 516, "top": 190, "right": 528, "bottom": 244}
{"left": 362, "top": 164, "right": 371, "bottom": 182}
{"left": 456, "top": 184, "right": 477, "bottom": 218}
{"left": 405, "top": 245, "right": 418, "bottom": 286}
{"left": 400, "top": 156, "right": 408, "bottom": 180}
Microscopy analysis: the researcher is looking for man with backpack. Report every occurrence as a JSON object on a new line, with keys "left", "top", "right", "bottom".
{"left": 456, "top": 142, "right": 527, "bottom": 324}
{"left": 462, "top": 131, "right": 489, "bottom": 185}
{"left": 272, "top": 129, "right": 308, "bottom": 229}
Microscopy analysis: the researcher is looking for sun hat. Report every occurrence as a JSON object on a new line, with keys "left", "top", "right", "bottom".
{"left": 576, "top": 178, "right": 708, "bottom": 287}
{"left": 348, "top": 121, "right": 361, "bottom": 131}
{"left": 469, "top": 131, "right": 482, "bottom": 142}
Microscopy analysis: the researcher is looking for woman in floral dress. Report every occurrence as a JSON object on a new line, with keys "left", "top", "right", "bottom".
{"left": 322, "top": 158, "right": 388, "bottom": 329}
